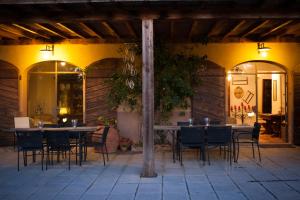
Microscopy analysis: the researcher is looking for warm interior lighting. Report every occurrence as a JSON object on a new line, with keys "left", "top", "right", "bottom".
{"left": 59, "top": 107, "right": 68, "bottom": 115}
{"left": 40, "top": 44, "right": 54, "bottom": 60}
{"left": 257, "top": 42, "right": 270, "bottom": 57}
{"left": 227, "top": 73, "right": 232, "bottom": 81}
{"left": 248, "top": 112, "right": 255, "bottom": 117}
{"left": 60, "top": 61, "right": 66, "bottom": 66}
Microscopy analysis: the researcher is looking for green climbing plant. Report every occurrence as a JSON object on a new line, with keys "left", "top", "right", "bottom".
{"left": 106, "top": 41, "right": 206, "bottom": 122}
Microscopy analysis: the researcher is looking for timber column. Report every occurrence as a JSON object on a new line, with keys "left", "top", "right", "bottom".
{"left": 141, "top": 19, "right": 156, "bottom": 177}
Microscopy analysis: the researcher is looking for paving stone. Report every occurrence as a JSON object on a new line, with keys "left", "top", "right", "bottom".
{"left": 135, "top": 193, "right": 162, "bottom": 200}
{"left": 0, "top": 147, "right": 300, "bottom": 200}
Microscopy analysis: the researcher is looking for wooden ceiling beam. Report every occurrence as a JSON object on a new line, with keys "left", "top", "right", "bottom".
{"left": 101, "top": 21, "right": 120, "bottom": 39}
{"left": 12, "top": 23, "right": 50, "bottom": 39}
{"left": 242, "top": 20, "right": 270, "bottom": 37}
{"left": 78, "top": 22, "right": 104, "bottom": 40}
{"left": 34, "top": 23, "right": 67, "bottom": 39}
{"left": 0, "top": 24, "right": 34, "bottom": 39}
{"left": 223, "top": 20, "right": 246, "bottom": 39}
{"left": 261, "top": 20, "right": 293, "bottom": 37}
{"left": 0, "top": 29, "right": 18, "bottom": 40}
{"left": 55, "top": 23, "right": 85, "bottom": 39}
{"left": 188, "top": 21, "right": 198, "bottom": 40}
{"left": 170, "top": 21, "right": 174, "bottom": 41}
{"left": 124, "top": 21, "right": 137, "bottom": 38}
{"left": 207, "top": 21, "right": 218, "bottom": 37}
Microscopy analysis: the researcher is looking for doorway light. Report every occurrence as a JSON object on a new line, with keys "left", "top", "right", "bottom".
{"left": 257, "top": 42, "right": 270, "bottom": 57}
{"left": 40, "top": 44, "right": 54, "bottom": 59}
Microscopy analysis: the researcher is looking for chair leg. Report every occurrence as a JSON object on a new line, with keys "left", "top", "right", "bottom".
{"left": 23, "top": 151, "right": 27, "bottom": 166}
{"left": 68, "top": 150, "right": 71, "bottom": 170}
{"left": 257, "top": 142, "right": 261, "bottom": 162}
{"left": 236, "top": 139, "right": 240, "bottom": 162}
{"left": 75, "top": 140, "right": 78, "bottom": 164}
{"left": 101, "top": 146, "right": 106, "bottom": 166}
{"left": 207, "top": 146, "right": 210, "bottom": 165}
{"left": 229, "top": 144, "right": 232, "bottom": 165}
{"left": 33, "top": 150, "right": 36, "bottom": 163}
{"left": 41, "top": 149, "right": 44, "bottom": 171}
{"left": 17, "top": 149, "right": 20, "bottom": 171}
{"left": 251, "top": 142, "right": 255, "bottom": 159}
{"left": 180, "top": 145, "right": 183, "bottom": 166}
{"left": 105, "top": 144, "right": 109, "bottom": 161}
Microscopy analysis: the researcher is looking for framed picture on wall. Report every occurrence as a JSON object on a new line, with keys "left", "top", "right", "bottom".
{"left": 243, "top": 90, "right": 254, "bottom": 104}
{"left": 232, "top": 76, "right": 248, "bottom": 85}
{"left": 273, "top": 80, "right": 277, "bottom": 101}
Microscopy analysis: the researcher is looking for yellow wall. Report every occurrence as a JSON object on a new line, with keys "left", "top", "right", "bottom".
{"left": 173, "top": 43, "right": 300, "bottom": 71}
{"left": 0, "top": 42, "right": 299, "bottom": 143}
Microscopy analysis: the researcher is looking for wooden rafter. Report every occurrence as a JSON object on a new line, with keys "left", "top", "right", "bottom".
{"left": 78, "top": 22, "right": 104, "bottom": 40}
{"left": 55, "top": 23, "right": 85, "bottom": 39}
{"left": 12, "top": 24, "right": 50, "bottom": 39}
{"left": 223, "top": 20, "right": 246, "bottom": 39}
{"left": 0, "top": 29, "right": 18, "bottom": 40}
{"left": 34, "top": 23, "right": 67, "bottom": 39}
{"left": 261, "top": 20, "right": 293, "bottom": 37}
{"left": 207, "top": 21, "right": 218, "bottom": 36}
{"left": 0, "top": 24, "right": 34, "bottom": 39}
{"left": 170, "top": 21, "right": 174, "bottom": 40}
{"left": 101, "top": 22, "right": 120, "bottom": 39}
{"left": 188, "top": 21, "right": 198, "bottom": 40}
{"left": 242, "top": 20, "right": 270, "bottom": 37}
{"left": 124, "top": 21, "right": 137, "bottom": 38}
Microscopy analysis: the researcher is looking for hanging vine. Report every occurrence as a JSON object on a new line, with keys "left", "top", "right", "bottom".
{"left": 106, "top": 41, "right": 207, "bottom": 122}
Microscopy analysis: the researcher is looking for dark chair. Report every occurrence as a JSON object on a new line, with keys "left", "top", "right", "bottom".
{"left": 179, "top": 127, "right": 206, "bottom": 166}
{"left": 45, "top": 131, "right": 71, "bottom": 170}
{"left": 206, "top": 126, "right": 232, "bottom": 165}
{"left": 176, "top": 122, "right": 191, "bottom": 160}
{"left": 235, "top": 122, "right": 261, "bottom": 162}
{"left": 90, "top": 126, "right": 110, "bottom": 165}
{"left": 15, "top": 130, "right": 44, "bottom": 171}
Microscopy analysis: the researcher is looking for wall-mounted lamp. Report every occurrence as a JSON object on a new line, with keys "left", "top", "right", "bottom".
{"left": 40, "top": 44, "right": 54, "bottom": 59}
{"left": 257, "top": 42, "right": 270, "bottom": 58}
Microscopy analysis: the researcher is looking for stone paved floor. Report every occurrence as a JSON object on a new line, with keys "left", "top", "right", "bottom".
{"left": 0, "top": 146, "right": 300, "bottom": 200}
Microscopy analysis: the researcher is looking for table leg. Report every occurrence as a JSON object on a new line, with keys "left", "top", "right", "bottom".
{"left": 172, "top": 130, "right": 175, "bottom": 163}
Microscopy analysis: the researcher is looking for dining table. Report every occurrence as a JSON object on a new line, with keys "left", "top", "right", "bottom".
{"left": 154, "top": 124, "right": 254, "bottom": 163}
{"left": 12, "top": 126, "right": 98, "bottom": 165}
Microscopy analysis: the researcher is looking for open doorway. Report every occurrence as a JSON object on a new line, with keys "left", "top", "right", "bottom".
{"left": 228, "top": 61, "right": 287, "bottom": 144}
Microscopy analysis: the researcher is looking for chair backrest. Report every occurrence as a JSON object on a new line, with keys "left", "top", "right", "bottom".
{"left": 252, "top": 122, "right": 261, "bottom": 140}
{"left": 45, "top": 131, "right": 70, "bottom": 149}
{"left": 207, "top": 126, "right": 232, "bottom": 144}
{"left": 180, "top": 127, "right": 205, "bottom": 145}
{"left": 16, "top": 131, "right": 43, "bottom": 149}
{"left": 177, "top": 121, "right": 190, "bottom": 126}
{"left": 101, "top": 126, "right": 110, "bottom": 143}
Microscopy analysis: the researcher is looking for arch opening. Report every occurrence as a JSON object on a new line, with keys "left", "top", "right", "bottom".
{"left": 28, "top": 60, "right": 83, "bottom": 126}
{"left": 228, "top": 61, "right": 288, "bottom": 144}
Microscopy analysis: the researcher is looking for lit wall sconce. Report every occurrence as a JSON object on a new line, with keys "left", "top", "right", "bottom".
{"left": 257, "top": 42, "right": 270, "bottom": 57}
{"left": 40, "top": 44, "right": 54, "bottom": 59}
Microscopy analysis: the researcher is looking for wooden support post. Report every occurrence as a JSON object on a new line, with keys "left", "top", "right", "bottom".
{"left": 141, "top": 19, "right": 156, "bottom": 177}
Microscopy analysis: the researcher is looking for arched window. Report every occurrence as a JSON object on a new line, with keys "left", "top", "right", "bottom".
{"left": 28, "top": 61, "right": 83, "bottom": 125}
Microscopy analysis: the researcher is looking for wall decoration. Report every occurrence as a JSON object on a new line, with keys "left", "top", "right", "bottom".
{"left": 273, "top": 80, "right": 277, "bottom": 101}
{"left": 234, "top": 86, "right": 244, "bottom": 99}
{"left": 243, "top": 90, "right": 254, "bottom": 104}
{"left": 232, "top": 76, "right": 248, "bottom": 85}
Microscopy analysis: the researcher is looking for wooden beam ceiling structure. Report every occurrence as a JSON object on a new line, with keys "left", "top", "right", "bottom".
{"left": 0, "top": 0, "right": 299, "bottom": 44}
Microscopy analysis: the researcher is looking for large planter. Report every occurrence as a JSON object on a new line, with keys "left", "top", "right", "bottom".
{"left": 92, "top": 126, "right": 120, "bottom": 153}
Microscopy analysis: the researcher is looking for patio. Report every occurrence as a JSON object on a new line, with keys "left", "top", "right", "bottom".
{"left": 0, "top": 146, "right": 299, "bottom": 200}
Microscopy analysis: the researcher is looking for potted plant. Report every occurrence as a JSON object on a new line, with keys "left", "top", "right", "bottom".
{"left": 119, "top": 137, "right": 132, "bottom": 151}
